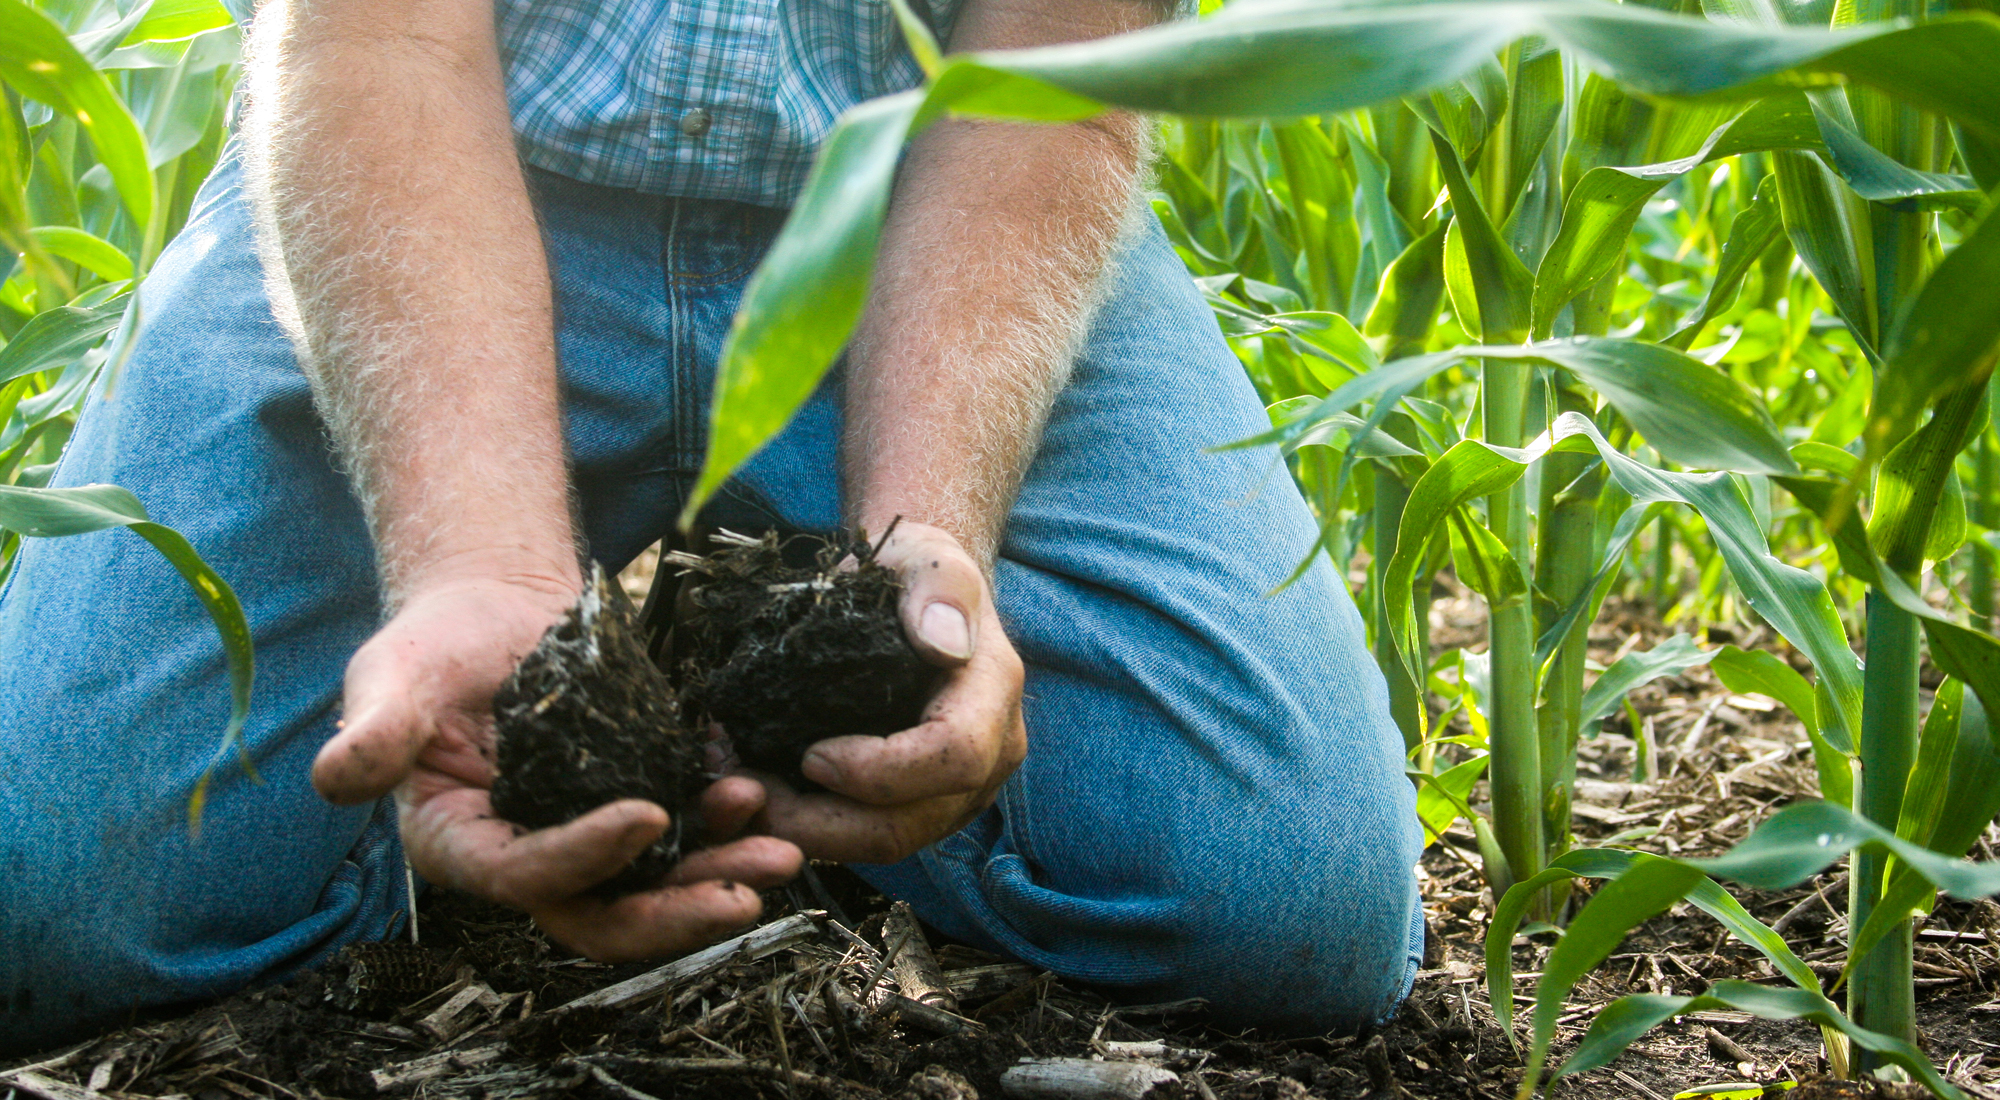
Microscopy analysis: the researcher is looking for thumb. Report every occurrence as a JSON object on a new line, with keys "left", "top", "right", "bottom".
{"left": 313, "top": 654, "right": 433, "bottom": 804}
{"left": 885, "top": 528, "right": 984, "bottom": 668}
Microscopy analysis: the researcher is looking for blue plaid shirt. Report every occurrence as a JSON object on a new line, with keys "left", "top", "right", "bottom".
{"left": 494, "top": 0, "right": 961, "bottom": 209}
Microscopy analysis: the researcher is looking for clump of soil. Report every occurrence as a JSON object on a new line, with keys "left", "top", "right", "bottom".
{"left": 489, "top": 564, "right": 705, "bottom": 896}
{"left": 671, "top": 527, "right": 938, "bottom": 788}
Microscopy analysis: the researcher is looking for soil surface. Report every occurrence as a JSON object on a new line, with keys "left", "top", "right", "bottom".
{"left": 671, "top": 528, "right": 936, "bottom": 788}
{"left": 8, "top": 598, "right": 1999, "bottom": 1100}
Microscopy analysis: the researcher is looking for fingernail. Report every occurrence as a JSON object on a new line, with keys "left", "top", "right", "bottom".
{"left": 802, "top": 750, "right": 842, "bottom": 787}
{"left": 920, "top": 601, "right": 973, "bottom": 659}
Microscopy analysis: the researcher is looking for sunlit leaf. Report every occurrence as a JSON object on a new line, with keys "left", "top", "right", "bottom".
{"left": 0, "top": 0, "right": 155, "bottom": 240}
{"left": 0, "top": 483, "right": 254, "bottom": 828}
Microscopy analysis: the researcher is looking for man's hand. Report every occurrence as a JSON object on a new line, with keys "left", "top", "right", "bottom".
{"left": 312, "top": 571, "right": 803, "bottom": 961}
{"left": 247, "top": 0, "right": 802, "bottom": 960}
{"left": 755, "top": 522, "right": 1027, "bottom": 864}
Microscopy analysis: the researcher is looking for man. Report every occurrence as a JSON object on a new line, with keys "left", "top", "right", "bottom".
{"left": 0, "top": 0, "right": 1421, "bottom": 1055}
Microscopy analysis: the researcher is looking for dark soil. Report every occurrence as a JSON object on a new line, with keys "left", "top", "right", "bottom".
{"left": 488, "top": 524, "right": 934, "bottom": 895}
{"left": 490, "top": 565, "right": 706, "bottom": 896}
{"left": 7, "top": 846, "right": 1995, "bottom": 1100}
{"left": 10, "top": 596, "right": 2000, "bottom": 1100}
{"left": 671, "top": 528, "right": 936, "bottom": 789}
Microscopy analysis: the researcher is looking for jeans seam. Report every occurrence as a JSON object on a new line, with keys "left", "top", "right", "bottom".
{"left": 662, "top": 201, "right": 696, "bottom": 472}
{"left": 661, "top": 204, "right": 764, "bottom": 288}
{"left": 994, "top": 772, "right": 1035, "bottom": 872}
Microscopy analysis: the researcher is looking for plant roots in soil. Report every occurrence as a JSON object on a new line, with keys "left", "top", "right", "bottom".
{"left": 490, "top": 565, "right": 706, "bottom": 897}
{"left": 672, "top": 528, "right": 937, "bottom": 789}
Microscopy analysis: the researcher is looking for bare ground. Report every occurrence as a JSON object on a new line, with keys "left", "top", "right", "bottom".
{"left": 7, "top": 592, "right": 1999, "bottom": 1100}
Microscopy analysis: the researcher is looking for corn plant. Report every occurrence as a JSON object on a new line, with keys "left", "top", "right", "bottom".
{"left": 1150, "top": 65, "right": 1868, "bottom": 917}
{"left": 689, "top": 0, "right": 2000, "bottom": 1093}
{"left": 2, "top": 0, "right": 252, "bottom": 817}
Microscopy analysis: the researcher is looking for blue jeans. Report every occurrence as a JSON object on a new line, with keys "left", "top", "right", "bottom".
{"left": 0, "top": 147, "right": 1421, "bottom": 1055}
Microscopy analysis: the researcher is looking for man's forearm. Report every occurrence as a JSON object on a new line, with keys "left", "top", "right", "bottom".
{"left": 243, "top": 0, "right": 577, "bottom": 602}
{"left": 841, "top": 0, "right": 1167, "bottom": 568}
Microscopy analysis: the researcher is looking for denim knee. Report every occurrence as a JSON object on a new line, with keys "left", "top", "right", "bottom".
{"left": 0, "top": 787, "right": 406, "bottom": 1057}
{"left": 1038, "top": 784, "right": 1422, "bottom": 1035}
{"left": 1137, "top": 806, "right": 1423, "bottom": 1034}
{"left": 858, "top": 759, "right": 1422, "bottom": 1036}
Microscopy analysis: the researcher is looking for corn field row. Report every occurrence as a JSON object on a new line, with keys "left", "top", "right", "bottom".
{"left": 4, "top": 0, "right": 2000, "bottom": 1095}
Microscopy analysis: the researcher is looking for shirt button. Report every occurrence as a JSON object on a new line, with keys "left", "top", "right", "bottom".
{"left": 680, "top": 108, "right": 712, "bottom": 138}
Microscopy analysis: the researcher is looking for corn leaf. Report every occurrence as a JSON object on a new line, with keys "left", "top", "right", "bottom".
{"left": 681, "top": 90, "right": 923, "bottom": 528}
{"left": 1930, "top": 689, "right": 2000, "bottom": 862}
{"left": 1490, "top": 825, "right": 1975, "bottom": 1098}
{"left": 689, "top": 3, "right": 2000, "bottom": 513}
{"left": 1495, "top": 39, "right": 1563, "bottom": 226}
{"left": 0, "top": 85, "right": 31, "bottom": 254}
{"left": 0, "top": 0, "right": 155, "bottom": 237}
{"left": 1486, "top": 847, "right": 1821, "bottom": 1044}
{"left": 1527, "top": 340, "right": 1796, "bottom": 475}
{"left": 1385, "top": 438, "right": 1543, "bottom": 687}
{"left": 1868, "top": 393, "right": 1976, "bottom": 569}
{"left": 1532, "top": 501, "right": 1662, "bottom": 668}
{"left": 1665, "top": 175, "right": 1783, "bottom": 351}
{"left": 0, "top": 482, "right": 253, "bottom": 827}
{"left": 1868, "top": 204, "right": 2000, "bottom": 455}
{"left": 1809, "top": 98, "right": 1983, "bottom": 211}
{"left": 1711, "top": 646, "right": 1817, "bottom": 736}
{"left": 1516, "top": 855, "right": 1707, "bottom": 1098}
{"left": 1577, "top": 634, "right": 1713, "bottom": 732}
{"left": 1557, "top": 983, "right": 1960, "bottom": 1099}
{"left": 1691, "top": 799, "right": 2000, "bottom": 897}
{"left": 1448, "top": 505, "right": 1530, "bottom": 606}
{"left": 27, "top": 224, "right": 132, "bottom": 282}
{"left": 1711, "top": 642, "right": 1852, "bottom": 806}
{"left": 1529, "top": 104, "right": 1801, "bottom": 340}
{"left": 1772, "top": 149, "right": 1879, "bottom": 355}
{"left": 1896, "top": 677, "right": 1962, "bottom": 848}
{"left": 1701, "top": 92, "right": 1821, "bottom": 159}
{"left": 1550, "top": 414, "right": 1862, "bottom": 751}
{"left": 0, "top": 299, "right": 126, "bottom": 383}
{"left": 121, "top": 0, "right": 234, "bottom": 45}
{"left": 1434, "top": 132, "right": 1532, "bottom": 342}
{"left": 1840, "top": 865, "right": 1943, "bottom": 993}
{"left": 1413, "top": 754, "right": 1489, "bottom": 844}
{"left": 1533, "top": 166, "right": 1674, "bottom": 339}
{"left": 1245, "top": 340, "right": 1792, "bottom": 475}
{"left": 1783, "top": 471, "right": 2000, "bottom": 746}
{"left": 1834, "top": 681, "right": 1975, "bottom": 983}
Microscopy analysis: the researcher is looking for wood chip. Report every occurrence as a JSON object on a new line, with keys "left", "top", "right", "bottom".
{"left": 872, "top": 991, "right": 985, "bottom": 1035}
{"left": 1000, "top": 1058, "right": 1179, "bottom": 1100}
{"left": 369, "top": 1045, "right": 506, "bottom": 1092}
{"left": 1098, "top": 1040, "right": 1171, "bottom": 1060}
{"left": 418, "top": 981, "right": 496, "bottom": 1042}
{"left": 945, "top": 962, "right": 1040, "bottom": 1001}
{"left": 1, "top": 1072, "right": 101, "bottom": 1100}
{"left": 884, "top": 901, "right": 958, "bottom": 1012}
{"left": 554, "top": 911, "right": 824, "bottom": 1013}
{"left": 1919, "top": 928, "right": 1989, "bottom": 944}
{"left": 1571, "top": 803, "right": 1654, "bottom": 826}
{"left": 1106, "top": 998, "right": 1208, "bottom": 1019}
{"left": 1685, "top": 1010, "right": 1755, "bottom": 1025}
